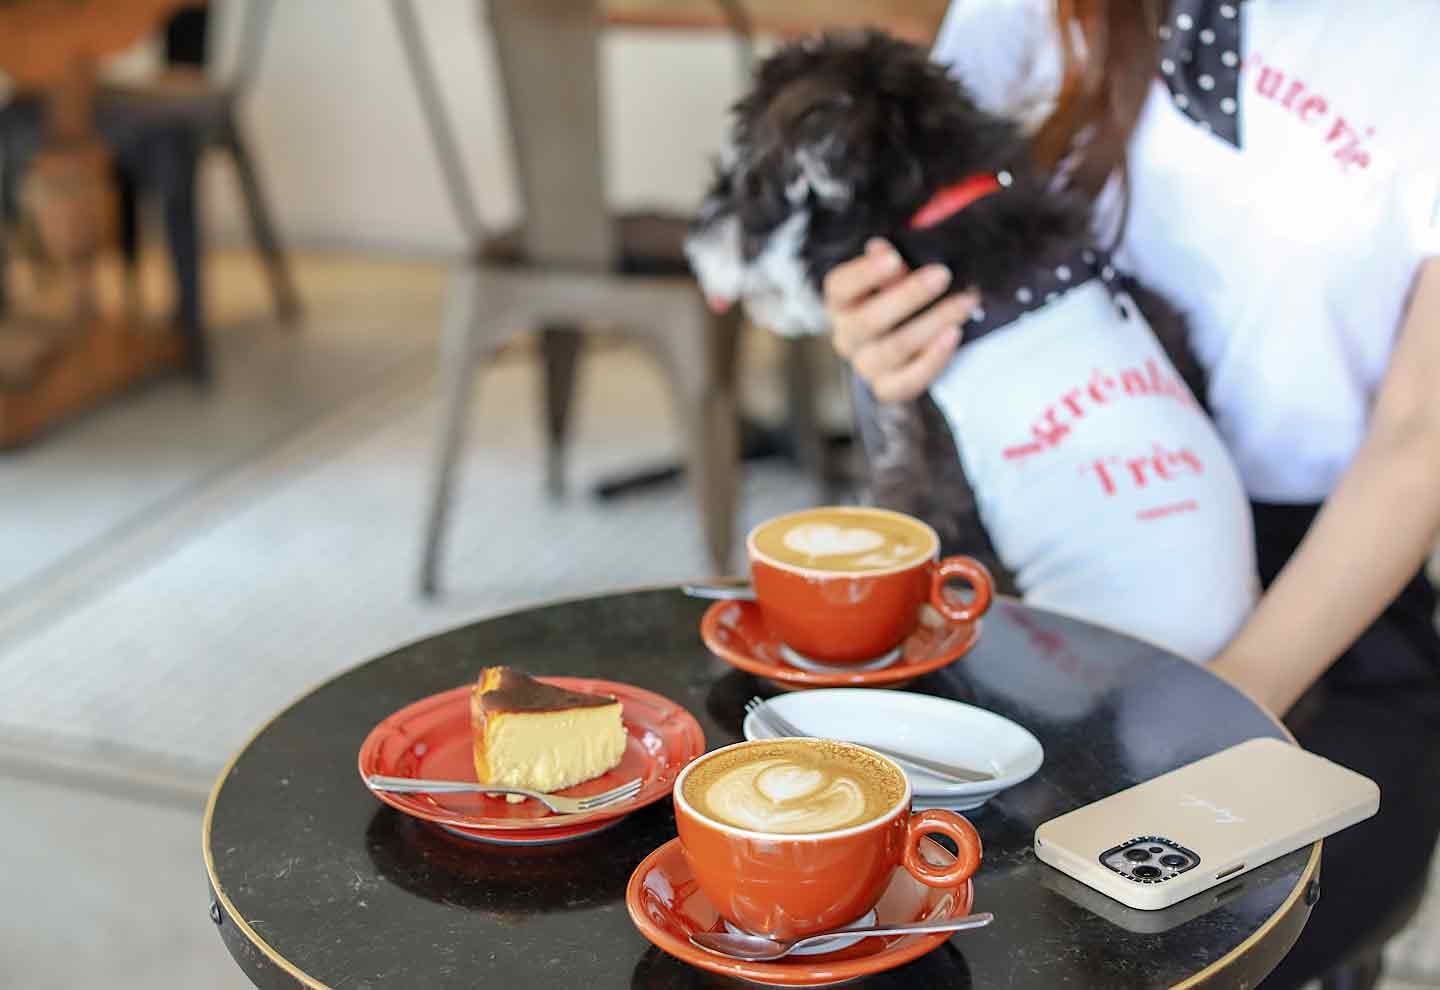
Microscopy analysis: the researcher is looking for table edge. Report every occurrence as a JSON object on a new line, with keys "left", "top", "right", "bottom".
{"left": 205, "top": 724, "right": 333, "bottom": 989}
{"left": 202, "top": 589, "right": 1312, "bottom": 989}
{"left": 202, "top": 583, "right": 704, "bottom": 988}
{"left": 1171, "top": 840, "right": 1321, "bottom": 989}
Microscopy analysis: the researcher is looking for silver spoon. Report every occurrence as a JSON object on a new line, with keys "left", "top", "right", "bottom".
{"left": 682, "top": 581, "right": 756, "bottom": 601}
{"left": 689, "top": 912, "right": 994, "bottom": 960}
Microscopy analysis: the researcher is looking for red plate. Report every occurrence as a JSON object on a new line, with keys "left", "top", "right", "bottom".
{"left": 357, "top": 678, "right": 705, "bottom": 838}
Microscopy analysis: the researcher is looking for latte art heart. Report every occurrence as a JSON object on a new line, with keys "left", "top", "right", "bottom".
{"left": 755, "top": 764, "right": 826, "bottom": 802}
{"left": 685, "top": 740, "right": 907, "bottom": 835}
{"left": 753, "top": 509, "right": 935, "bottom": 574}
{"left": 700, "top": 757, "right": 869, "bottom": 833}
{"left": 782, "top": 523, "right": 885, "bottom": 559}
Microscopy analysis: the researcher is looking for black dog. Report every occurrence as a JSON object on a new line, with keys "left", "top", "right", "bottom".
{"left": 688, "top": 32, "right": 1257, "bottom": 662}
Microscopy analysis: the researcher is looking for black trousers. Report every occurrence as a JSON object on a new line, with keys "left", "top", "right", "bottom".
{"left": 1254, "top": 502, "right": 1440, "bottom": 988}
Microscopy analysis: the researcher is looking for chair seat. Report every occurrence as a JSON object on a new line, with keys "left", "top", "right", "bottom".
{"left": 1, "top": 83, "right": 219, "bottom": 158}
{"left": 96, "top": 72, "right": 230, "bottom": 136}
{"left": 479, "top": 211, "right": 696, "bottom": 278}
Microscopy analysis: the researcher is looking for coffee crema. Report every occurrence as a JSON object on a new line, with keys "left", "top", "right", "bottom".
{"left": 683, "top": 739, "right": 906, "bottom": 834}
{"left": 750, "top": 508, "right": 935, "bottom": 574}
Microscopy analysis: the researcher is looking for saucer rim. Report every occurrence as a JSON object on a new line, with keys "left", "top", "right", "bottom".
{"left": 434, "top": 815, "right": 626, "bottom": 845}
{"left": 625, "top": 835, "right": 975, "bottom": 986}
{"left": 700, "top": 600, "right": 980, "bottom": 689}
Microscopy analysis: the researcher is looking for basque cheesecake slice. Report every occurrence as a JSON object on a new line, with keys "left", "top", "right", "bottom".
{"left": 470, "top": 666, "right": 626, "bottom": 796}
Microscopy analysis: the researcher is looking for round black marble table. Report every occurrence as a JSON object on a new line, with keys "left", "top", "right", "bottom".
{"left": 205, "top": 590, "right": 1319, "bottom": 989}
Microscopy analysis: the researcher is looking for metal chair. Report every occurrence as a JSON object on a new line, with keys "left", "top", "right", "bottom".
{"left": 407, "top": 0, "right": 744, "bottom": 597}
{"left": 0, "top": 0, "right": 299, "bottom": 383}
{"left": 103, "top": 0, "right": 301, "bottom": 333}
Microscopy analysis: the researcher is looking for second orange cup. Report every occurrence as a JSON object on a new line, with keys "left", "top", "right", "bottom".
{"left": 747, "top": 506, "right": 993, "bottom": 665}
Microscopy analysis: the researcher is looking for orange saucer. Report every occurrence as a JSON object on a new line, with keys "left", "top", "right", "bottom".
{"left": 626, "top": 836, "right": 975, "bottom": 987}
{"left": 700, "top": 600, "right": 980, "bottom": 690}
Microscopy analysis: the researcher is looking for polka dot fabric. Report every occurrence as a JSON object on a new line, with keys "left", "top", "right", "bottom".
{"left": 1158, "top": 1, "right": 1245, "bottom": 147}
{"left": 963, "top": 245, "right": 1128, "bottom": 345}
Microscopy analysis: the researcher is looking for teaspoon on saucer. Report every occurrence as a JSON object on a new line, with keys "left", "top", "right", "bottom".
{"left": 689, "top": 912, "right": 994, "bottom": 961}
{"left": 682, "top": 582, "right": 757, "bottom": 601}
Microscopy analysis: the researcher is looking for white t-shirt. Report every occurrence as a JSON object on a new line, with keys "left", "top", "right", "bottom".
{"left": 934, "top": 0, "right": 1440, "bottom": 502}
{"left": 930, "top": 281, "right": 1257, "bottom": 662}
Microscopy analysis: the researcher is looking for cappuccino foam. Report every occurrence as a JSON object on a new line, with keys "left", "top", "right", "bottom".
{"left": 683, "top": 739, "right": 905, "bottom": 834}
{"left": 751, "top": 508, "right": 934, "bottom": 573}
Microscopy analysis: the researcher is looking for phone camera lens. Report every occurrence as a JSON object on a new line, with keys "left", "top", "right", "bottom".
{"left": 1124, "top": 849, "right": 1151, "bottom": 862}
{"left": 1133, "top": 865, "right": 1163, "bottom": 880}
{"left": 1148, "top": 846, "right": 1165, "bottom": 854}
{"left": 1160, "top": 854, "right": 1189, "bottom": 868}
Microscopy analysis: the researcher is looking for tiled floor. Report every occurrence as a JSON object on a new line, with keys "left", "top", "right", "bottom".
{"left": 0, "top": 770, "right": 250, "bottom": 990}
{"left": 3, "top": 252, "right": 1435, "bottom": 989}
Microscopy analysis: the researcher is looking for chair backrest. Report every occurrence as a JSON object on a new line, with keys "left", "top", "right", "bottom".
{"left": 159, "top": 0, "right": 275, "bottom": 96}
{"left": 485, "top": 0, "right": 616, "bottom": 269}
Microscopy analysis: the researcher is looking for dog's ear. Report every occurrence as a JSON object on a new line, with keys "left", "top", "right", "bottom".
{"left": 790, "top": 127, "right": 853, "bottom": 208}
{"left": 756, "top": 72, "right": 867, "bottom": 211}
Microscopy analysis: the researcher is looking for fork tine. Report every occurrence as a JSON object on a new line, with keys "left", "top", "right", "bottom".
{"left": 770, "top": 711, "right": 806, "bottom": 736}
{"left": 577, "top": 789, "right": 636, "bottom": 811}
{"left": 746, "top": 697, "right": 778, "bottom": 736}
{"left": 577, "top": 777, "right": 643, "bottom": 810}
{"left": 748, "top": 697, "right": 808, "bottom": 738}
{"left": 589, "top": 779, "right": 641, "bottom": 802}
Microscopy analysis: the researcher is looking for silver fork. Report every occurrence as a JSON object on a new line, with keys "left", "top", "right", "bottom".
{"left": 744, "top": 698, "right": 996, "bottom": 784}
{"left": 366, "top": 775, "right": 644, "bottom": 815}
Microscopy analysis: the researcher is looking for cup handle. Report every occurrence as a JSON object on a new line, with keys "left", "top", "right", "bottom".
{"left": 902, "top": 809, "right": 983, "bottom": 888}
{"left": 930, "top": 557, "right": 993, "bottom": 624}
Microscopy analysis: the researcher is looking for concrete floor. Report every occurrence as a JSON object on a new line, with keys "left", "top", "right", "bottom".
{"left": 0, "top": 769, "right": 251, "bottom": 990}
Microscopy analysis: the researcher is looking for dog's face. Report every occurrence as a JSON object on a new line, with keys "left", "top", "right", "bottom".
{"left": 686, "top": 32, "right": 1008, "bottom": 337}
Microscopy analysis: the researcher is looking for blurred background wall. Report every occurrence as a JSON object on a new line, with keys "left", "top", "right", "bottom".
{"left": 196, "top": 0, "right": 746, "bottom": 254}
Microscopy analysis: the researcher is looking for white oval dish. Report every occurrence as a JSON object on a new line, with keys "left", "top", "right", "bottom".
{"left": 742, "top": 688, "right": 1044, "bottom": 811}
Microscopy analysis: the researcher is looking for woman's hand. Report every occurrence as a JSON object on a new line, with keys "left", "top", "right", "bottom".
{"left": 825, "top": 238, "right": 979, "bottom": 401}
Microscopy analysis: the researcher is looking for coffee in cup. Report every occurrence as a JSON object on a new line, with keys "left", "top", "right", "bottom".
{"left": 746, "top": 506, "right": 994, "bottom": 665}
{"left": 750, "top": 508, "right": 934, "bottom": 574}
{"left": 682, "top": 738, "right": 905, "bottom": 834}
{"left": 674, "top": 738, "right": 983, "bottom": 940}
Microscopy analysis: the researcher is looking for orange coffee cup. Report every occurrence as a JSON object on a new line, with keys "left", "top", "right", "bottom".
{"left": 673, "top": 738, "right": 983, "bottom": 940}
{"left": 747, "top": 506, "right": 993, "bottom": 665}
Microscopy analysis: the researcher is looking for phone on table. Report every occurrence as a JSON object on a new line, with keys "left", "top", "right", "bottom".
{"left": 1034, "top": 737, "right": 1378, "bottom": 911}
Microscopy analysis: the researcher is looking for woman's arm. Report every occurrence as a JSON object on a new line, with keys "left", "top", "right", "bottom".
{"left": 1209, "top": 258, "right": 1440, "bottom": 714}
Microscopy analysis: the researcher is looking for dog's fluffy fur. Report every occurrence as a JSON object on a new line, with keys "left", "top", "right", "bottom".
{"left": 687, "top": 31, "right": 1089, "bottom": 337}
{"left": 687, "top": 32, "right": 1204, "bottom": 587}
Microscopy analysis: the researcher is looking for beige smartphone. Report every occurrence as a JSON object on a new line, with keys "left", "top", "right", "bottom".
{"left": 1034, "top": 737, "right": 1379, "bottom": 910}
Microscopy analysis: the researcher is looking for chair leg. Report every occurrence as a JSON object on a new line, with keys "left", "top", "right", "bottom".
{"left": 1318, "top": 949, "right": 1384, "bottom": 990}
{"left": 538, "top": 324, "right": 584, "bottom": 498}
{"left": 153, "top": 129, "right": 207, "bottom": 383}
{"left": 0, "top": 218, "right": 9, "bottom": 322}
{"left": 653, "top": 305, "right": 743, "bottom": 576}
{"left": 419, "top": 267, "right": 485, "bottom": 598}
{"left": 223, "top": 122, "right": 302, "bottom": 326}
{"left": 115, "top": 166, "right": 143, "bottom": 320}
{"left": 785, "top": 335, "right": 826, "bottom": 487}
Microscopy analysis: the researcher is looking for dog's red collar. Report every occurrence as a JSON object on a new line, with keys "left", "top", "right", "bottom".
{"left": 909, "top": 172, "right": 1007, "bottom": 230}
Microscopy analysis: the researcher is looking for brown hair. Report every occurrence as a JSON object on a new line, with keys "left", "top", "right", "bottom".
{"left": 1031, "top": 0, "right": 1164, "bottom": 201}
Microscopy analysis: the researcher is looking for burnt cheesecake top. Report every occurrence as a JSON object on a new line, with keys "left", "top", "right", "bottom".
{"left": 474, "top": 666, "right": 618, "bottom": 714}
